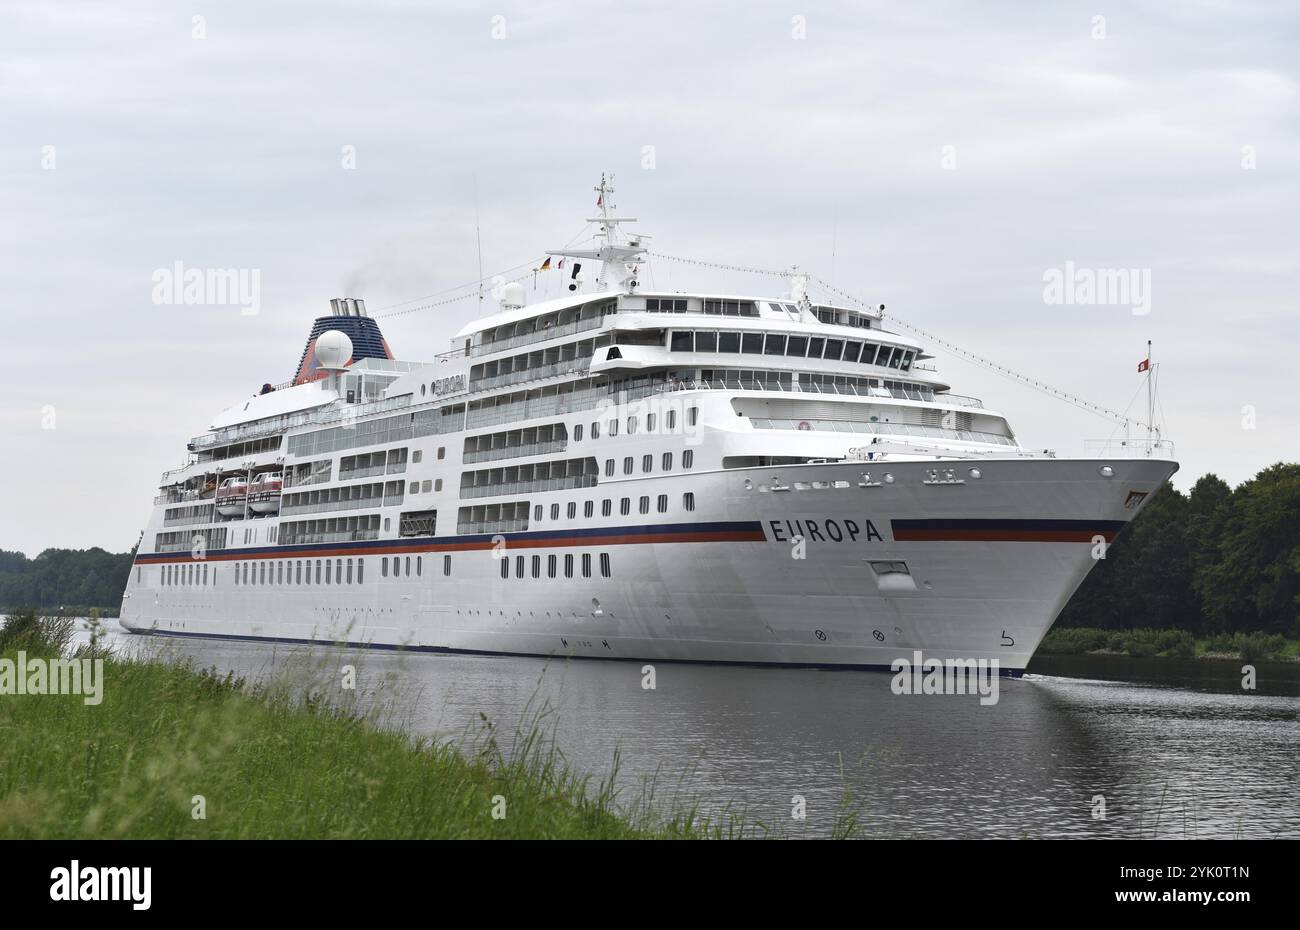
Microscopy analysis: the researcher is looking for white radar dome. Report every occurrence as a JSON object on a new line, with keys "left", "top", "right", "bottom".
{"left": 500, "top": 282, "right": 526, "bottom": 309}
{"left": 315, "top": 330, "right": 353, "bottom": 369}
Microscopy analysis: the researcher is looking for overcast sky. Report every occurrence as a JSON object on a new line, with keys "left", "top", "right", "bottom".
{"left": 1, "top": 0, "right": 1297, "bottom": 556}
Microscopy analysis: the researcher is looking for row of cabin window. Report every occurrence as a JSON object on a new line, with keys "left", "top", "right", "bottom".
{"left": 667, "top": 330, "right": 914, "bottom": 371}
{"left": 379, "top": 554, "right": 451, "bottom": 577}
{"left": 572, "top": 407, "right": 699, "bottom": 442}
{"left": 241, "top": 526, "right": 277, "bottom": 545}
{"left": 219, "top": 555, "right": 454, "bottom": 587}
{"left": 534, "top": 492, "right": 696, "bottom": 523}
{"left": 160, "top": 562, "right": 211, "bottom": 586}
{"left": 603, "top": 450, "right": 693, "bottom": 477}
{"left": 500, "top": 551, "right": 612, "bottom": 579}
{"left": 410, "top": 479, "right": 444, "bottom": 494}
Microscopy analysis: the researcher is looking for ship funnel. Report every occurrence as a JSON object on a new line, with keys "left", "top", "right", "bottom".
{"left": 329, "top": 297, "right": 368, "bottom": 317}
{"left": 293, "top": 297, "right": 391, "bottom": 384}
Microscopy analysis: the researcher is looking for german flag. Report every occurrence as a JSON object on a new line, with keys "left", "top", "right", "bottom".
{"left": 538, "top": 257, "right": 552, "bottom": 271}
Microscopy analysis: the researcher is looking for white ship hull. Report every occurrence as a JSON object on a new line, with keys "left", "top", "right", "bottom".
{"left": 121, "top": 456, "right": 1175, "bottom": 673}
{"left": 123, "top": 180, "right": 1177, "bottom": 674}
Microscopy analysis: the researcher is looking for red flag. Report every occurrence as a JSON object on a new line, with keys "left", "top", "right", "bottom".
{"left": 1137, "top": 358, "right": 1150, "bottom": 372}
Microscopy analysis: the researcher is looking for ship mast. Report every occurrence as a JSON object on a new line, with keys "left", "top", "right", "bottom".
{"left": 549, "top": 174, "right": 648, "bottom": 292}
{"left": 1143, "top": 339, "right": 1160, "bottom": 455}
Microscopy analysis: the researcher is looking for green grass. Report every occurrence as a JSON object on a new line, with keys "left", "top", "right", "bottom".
{"left": 0, "top": 610, "right": 765, "bottom": 839}
{"left": 1037, "top": 626, "right": 1300, "bottom": 662}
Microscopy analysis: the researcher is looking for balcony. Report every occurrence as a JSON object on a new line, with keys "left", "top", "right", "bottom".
{"left": 459, "top": 474, "right": 599, "bottom": 500}
{"left": 464, "top": 439, "right": 568, "bottom": 464}
{"left": 469, "top": 314, "right": 607, "bottom": 357}
{"left": 456, "top": 518, "right": 530, "bottom": 535}
{"left": 468, "top": 357, "right": 593, "bottom": 393}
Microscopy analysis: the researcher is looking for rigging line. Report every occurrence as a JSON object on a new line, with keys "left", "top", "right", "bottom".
{"left": 647, "top": 251, "right": 789, "bottom": 278}
{"left": 651, "top": 250, "right": 1146, "bottom": 426}
{"left": 1102, "top": 377, "right": 1148, "bottom": 446}
{"left": 806, "top": 273, "right": 1153, "bottom": 431}
{"left": 373, "top": 268, "right": 538, "bottom": 321}
{"left": 369, "top": 224, "right": 596, "bottom": 315}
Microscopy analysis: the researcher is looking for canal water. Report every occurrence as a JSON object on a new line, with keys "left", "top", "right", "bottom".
{"left": 77, "top": 622, "right": 1300, "bottom": 838}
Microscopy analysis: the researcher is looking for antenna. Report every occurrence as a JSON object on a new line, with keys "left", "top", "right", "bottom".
{"left": 474, "top": 175, "right": 484, "bottom": 307}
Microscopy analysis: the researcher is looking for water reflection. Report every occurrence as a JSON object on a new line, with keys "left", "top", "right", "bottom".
{"left": 77, "top": 623, "right": 1300, "bottom": 838}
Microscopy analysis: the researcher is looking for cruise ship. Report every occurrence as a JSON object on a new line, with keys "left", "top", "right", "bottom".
{"left": 119, "top": 178, "right": 1178, "bottom": 673}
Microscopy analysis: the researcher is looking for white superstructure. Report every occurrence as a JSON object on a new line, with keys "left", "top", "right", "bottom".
{"left": 119, "top": 178, "right": 1177, "bottom": 672}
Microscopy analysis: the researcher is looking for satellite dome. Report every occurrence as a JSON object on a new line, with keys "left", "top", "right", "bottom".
{"left": 500, "top": 282, "right": 526, "bottom": 309}
{"left": 314, "top": 329, "right": 353, "bottom": 369}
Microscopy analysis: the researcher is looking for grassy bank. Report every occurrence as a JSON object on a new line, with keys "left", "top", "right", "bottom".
{"left": 0, "top": 611, "right": 745, "bottom": 839}
{"left": 1038, "top": 627, "right": 1300, "bottom": 662}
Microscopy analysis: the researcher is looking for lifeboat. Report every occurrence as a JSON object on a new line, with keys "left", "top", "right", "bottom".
{"left": 247, "top": 472, "right": 283, "bottom": 514}
{"left": 215, "top": 476, "right": 248, "bottom": 516}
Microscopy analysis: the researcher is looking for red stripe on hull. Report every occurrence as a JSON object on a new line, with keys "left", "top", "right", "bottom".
{"left": 892, "top": 529, "right": 1120, "bottom": 543}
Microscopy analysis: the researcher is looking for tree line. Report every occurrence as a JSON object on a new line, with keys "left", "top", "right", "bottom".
{"left": 0, "top": 546, "right": 136, "bottom": 615}
{"left": 1058, "top": 462, "right": 1300, "bottom": 636}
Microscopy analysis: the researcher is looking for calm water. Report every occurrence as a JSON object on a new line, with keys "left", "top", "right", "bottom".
{"left": 76, "top": 622, "right": 1300, "bottom": 838}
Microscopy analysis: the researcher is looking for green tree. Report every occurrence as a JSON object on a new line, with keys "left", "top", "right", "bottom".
{"left": 1058, "top": 481, "right": 1196, "bottom": 630}
{"left": 1194, "top": 463, "right": 1300, "bottom": 636}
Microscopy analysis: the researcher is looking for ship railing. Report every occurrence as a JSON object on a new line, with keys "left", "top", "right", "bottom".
{"left": 469, "top": 315, "right": 606, "bottom": 357}
{"left": 463, "top": 439, "right": 568, "bottom": 464}
{"left": 749, "top": 417, "right": 1017, "bottom": 446}
{"left": 189, "top": 394, "right": 412, "bottom": 450}
{"left": 281, "top": 496, "right": 383, "bottom": 516}
{"left": 334, "top": 464, "right": 387, "bottom": 482}
{"left": 456, "top": 519, "right": 530, "bottom": 535}
{"left": 938, "top": 393, "right": 984, "bottom": 408}
{"left": 1083, "top": 438, "right": 1176, "bottom": 458}
{"left": 281, "top": 529, "right": 380, "bottom": 546}
{"left": 459, "top": 475, "right": 599, "bottom": 500}
{"left": 469, "top": 358, "right": 593, "bottom": 392}
{"left": 654, "top": 378, "right": 951, "bottom": 405}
